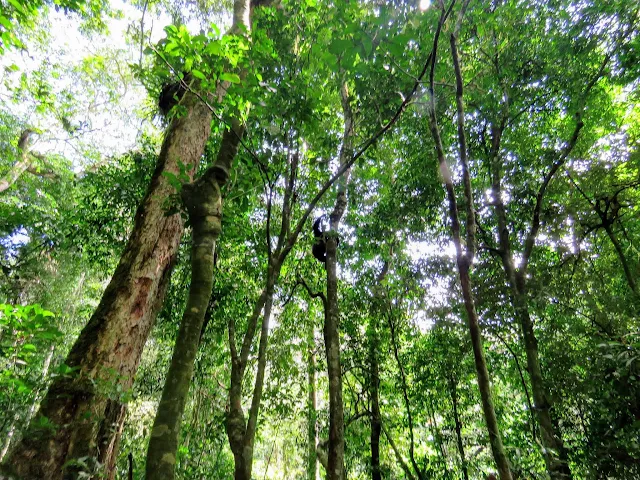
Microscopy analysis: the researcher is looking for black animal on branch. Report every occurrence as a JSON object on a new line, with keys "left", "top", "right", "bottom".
{"left": 158, "top": 73, "right": 191, "bottom": 117}
{"left": 311, "top": 216, "right": 340, "bottom": 263}
{"left": 312, "top": 216, "right": 327, "bottom": 263}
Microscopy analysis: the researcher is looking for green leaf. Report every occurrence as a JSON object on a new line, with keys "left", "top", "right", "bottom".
{"left": 220, "top": 72, "right": 241, "bottom": 84}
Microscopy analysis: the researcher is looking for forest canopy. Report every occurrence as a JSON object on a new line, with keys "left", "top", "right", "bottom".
{"left": 0, "top": 0, "right": 639, "bottom": 479}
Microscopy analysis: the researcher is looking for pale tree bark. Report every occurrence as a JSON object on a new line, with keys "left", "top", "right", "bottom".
{"left": 0, "top": 130, "right": 37, "bottom": 193}
{"left": 426, "top": 2, "right": 513, "bottom": 479}
{"left": 1, "top": 87, "right": 213, "bottom": 480}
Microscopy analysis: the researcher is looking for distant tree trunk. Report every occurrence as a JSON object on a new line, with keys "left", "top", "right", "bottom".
{"left": 369, "top": 326, "right": 382, "bottom": 480}
{"left": 324, "top": 82, "right": 354, "bottom": 480}
{"left": 601, "top": 219, "right": 638, "bottom": 297}
{"left": 368, "top": 258, "right": 390, "bottom": 480}
{"left": 225, "top": 146, "right": 301, "bottom": 480}
{"left": 1, "top": 89, "right": 213, "bottom": 480}
{"left": 449, "top": 376, "right": 469, "bottom": 480}
{"left": 513, "top": 278, "right": 572, "bottom": 480}
{"left": 307, "top": 310, "right": 318, "bottom": 480}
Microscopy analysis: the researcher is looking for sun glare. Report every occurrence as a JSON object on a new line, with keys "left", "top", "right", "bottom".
{"left": 420, "top": 0, "right": 432, "bottom": 11}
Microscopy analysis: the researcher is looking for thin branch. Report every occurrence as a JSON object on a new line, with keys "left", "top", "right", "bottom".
{"left": 297, "top": 276, "right": 327, "bottom": 307}
{"left": 492, "top": 330, "right": 537, "bottom": 441}
{"left": 521, "top": 53, "right": 611, "bottom": 269}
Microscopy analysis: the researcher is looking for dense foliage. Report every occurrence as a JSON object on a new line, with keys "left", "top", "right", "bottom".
{"left": 0, "top": 0, "right": 639, "bottom": 479}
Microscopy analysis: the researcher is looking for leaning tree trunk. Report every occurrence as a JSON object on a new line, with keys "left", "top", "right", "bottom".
{"left": 1, "top": 91, "right": 213, "bottom": 480}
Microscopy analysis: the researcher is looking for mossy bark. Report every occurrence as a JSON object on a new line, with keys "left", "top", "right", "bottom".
{"left": 145, "top": 165, "right": 223, "bottom": 480}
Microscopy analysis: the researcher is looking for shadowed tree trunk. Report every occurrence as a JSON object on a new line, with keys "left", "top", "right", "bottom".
{"left": 369, "top": 321, "right": 382, "bottom": 480}
{"left": 448, "top": 376, "right": 469, "bottom": 480}
{"left": 1, "top": 87, "right": 213, "bottom": 480}
{"left": 368, "top": 258, "right": 390, "bottom": 480}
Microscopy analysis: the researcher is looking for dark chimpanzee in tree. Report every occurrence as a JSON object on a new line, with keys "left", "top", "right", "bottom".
{"left": 312, "top": 216, "right": 327, "bottom": 263}
{"left": 312, "top": 216, "right": 339, "bottom": 263}
{"left": 158, "top": 72, "right": 192, "bottom": 117}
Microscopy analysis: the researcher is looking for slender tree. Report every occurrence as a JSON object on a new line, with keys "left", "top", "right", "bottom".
{"left": 426, "top": 2, "right": 513, "bottom": 478}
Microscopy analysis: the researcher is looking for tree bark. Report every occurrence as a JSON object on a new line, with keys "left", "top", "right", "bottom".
{"left": 323, "top": 82, "right": 354, "bottom": 480}
{"left": 1, "top": 90, "right": 212, "bottom": 480}
{"left": 369, "top": 328, "right": 381, "bottom": 480}
{"left": 449, "top": 377, "right": 469, "bottom": 480}
{"left": 144, "top": 158, "right": 225, "bottom": 480}
{"left": 514, "top": 277, "right": 572, "bottom": 480}
{"left": 224, "top": 136, "right": 303, "bottom": 480}
{"left": 489, "top": 115, "right": 575, "bottom": 480}
{"left": 368, "top": 260, "right": 390, "bottom": 480}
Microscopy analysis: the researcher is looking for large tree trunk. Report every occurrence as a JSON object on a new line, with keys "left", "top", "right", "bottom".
{"left": 1, "top": 91, "right": 212, "bottom": 480}
{"left": 323, "top": 235, "right": 345, "bottom": 480}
